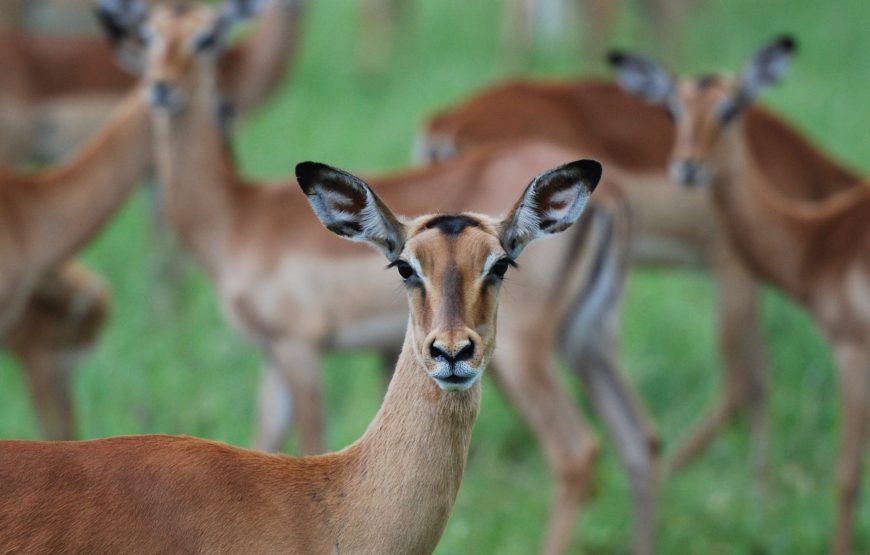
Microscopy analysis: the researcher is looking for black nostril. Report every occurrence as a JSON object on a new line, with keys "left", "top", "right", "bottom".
{"left": 430, "top": 342, "right": 450, "bottom": 362}
{"left": 455, "top": 341, "right": 474, "bottom": 362}
{"left": 152, "top": 81, "right": 170, "bottom": 102}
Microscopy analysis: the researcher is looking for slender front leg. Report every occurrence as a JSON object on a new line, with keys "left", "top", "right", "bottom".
{"left": 831, "top": 341, "right": 870, "bottom": 555}
{"left": 669, "top": 246, "right": 768, "bottom": 484}
{"left": 490, "top": 329, "right": 600, "bottom": 555}
{"left": 254, "top": 339, "right": 326, "bottom": 455}
{"left": 253, "top": 361, "right": 294, "bottom": 452}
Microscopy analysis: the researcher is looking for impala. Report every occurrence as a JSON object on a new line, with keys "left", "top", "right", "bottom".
{"left": 418, "top": 37, "right": 861, "bottom": 479}
{"left": 99, "top": 1, "right": 660, "bottom": 552}
{"left": 612, "top": 36, "right": 870, "bottom": 554}
{"left": 0, "top": 157, "right": 599, "bottom": 555}
{"left": 0, "top": 0, "right": 302, "bottom": 165}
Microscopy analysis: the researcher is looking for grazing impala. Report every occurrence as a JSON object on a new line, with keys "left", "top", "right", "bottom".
{"left": 611, "top": 36, "right": 870, "bottom": 554}
{"left": 0, "top": 158, "right": 599, "bottom": 555}
{"left": 100, "top": 1, "right": 660, "bottom": 552}
{"left": 0, "top": 0, "right": 302, "bottom": 165}
{"left": 418, "top": 39, "right": 861, "bottom": 480}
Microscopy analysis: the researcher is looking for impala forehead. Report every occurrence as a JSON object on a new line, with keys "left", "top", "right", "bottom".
{"left": 677, "top": 75, "right": 736, "bottom": 106}
{"left": 403, "top": 216, "right": 504, "bottom": 279}
{"left": 149, "top": 5, "right": 216, "bottom": 44}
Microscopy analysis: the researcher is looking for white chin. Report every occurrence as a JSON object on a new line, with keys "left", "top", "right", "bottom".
{"left": 430, "top": 366, "right": 481, "bottom": 392}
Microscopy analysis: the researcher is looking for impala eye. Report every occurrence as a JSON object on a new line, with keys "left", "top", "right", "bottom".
{"left": 390, "top": 260, "right": 418, "bottom": 282}
{"left": 488, "top": 257, "right": 516, "bottom": 281}
{"left": 193, "top": 29, "right": 220, "bottom": 52}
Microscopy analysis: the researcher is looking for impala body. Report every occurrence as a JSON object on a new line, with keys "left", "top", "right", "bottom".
{"left": 0, "top": 156, "right": 602, "bottom": 555}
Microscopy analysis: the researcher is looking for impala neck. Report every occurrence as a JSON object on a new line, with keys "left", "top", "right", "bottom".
{"left": 152, "top": 64, "right": 237, "bottom": 276}
{"left": 711, "top": 118, "right": 812, "bottom": 300}
{"left": 26, "top": 90, "right": 151, "bottom": 272}
{"left": 223, "top": 0, "right": 304, "bottom": 114}
{"left": 335, "top": 327, "right": 481, "bottom": 553}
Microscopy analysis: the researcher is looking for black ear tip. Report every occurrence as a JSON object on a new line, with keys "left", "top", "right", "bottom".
{"left": 570, "top": 159, "right": 603, "bottom": 191}
{"left": 606, "top": 50, "right": 627, "bottom": 67}
{"left": 777, "top": 35, "right": 797, "bottom": 53}
{"left": 295, "top": 161, "right": 328, "bottom": 193}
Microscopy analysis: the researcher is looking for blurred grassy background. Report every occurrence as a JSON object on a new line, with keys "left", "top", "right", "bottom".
{"left": 2, "top": 0, "right": 870, "bottom": 552}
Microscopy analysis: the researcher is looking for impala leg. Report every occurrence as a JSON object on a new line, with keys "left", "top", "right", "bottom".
{"left": 6, "top": 266, "right": 109, "bottom": 440}
{"left": 669, "top": 251, "right": 768, "bottom": 481}
{"left": 490, "top": 329, "right": 600, "bottom": 555}
{"left": 566, "top": 326, "right": 660, "bottom": 555}
{"left": 253, "top": 362, "right": 294, "bottom": 452}
{"left": 258, "top": 340, "right": 326, "bottom": 455}
{"left": 831, "top": 341, "right": 870, "bottom": 555}
{"left": 11, "top": 342, "right": 77, "bottom": 440}
{"left": 146, "top": 178, "right": 192, "bottom": 312}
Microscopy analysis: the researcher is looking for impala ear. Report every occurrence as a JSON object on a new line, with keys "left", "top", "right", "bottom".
{"left": 716, "top": 35, "right": 796, "bottom": 125}
{"left": 607, "top": 50, "right": 676, "bottom": 105}
{"left": 738, "top": 35, "right": 797, "bottom": 101}
{"left": 500, "top": 160, "right": 601, "bottom": 258}
{"left": 296, "top": 162, "right": 406, "bottom": 261}
{"left": 94, "top": 0, "right": 148, "bottom": 73}
{"left": 189, "top": 0, "right": 269, "bottom": 53}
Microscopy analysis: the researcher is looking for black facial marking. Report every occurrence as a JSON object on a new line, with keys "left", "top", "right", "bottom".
{"left": 424, "top": 215, "right": 480, "bottom": 236}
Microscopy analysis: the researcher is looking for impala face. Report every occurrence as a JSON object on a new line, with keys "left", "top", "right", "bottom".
{"left": 608, "top": 35, "right": 796, "bottom": 188}
{"left": 295, "top": 160, "right": 601, "bottom": 392}
{"left": 96, "top": 0, "right": 266, "bottom": 112}
{"left": 389, "top": 215, "right": 511, "bottom": 390}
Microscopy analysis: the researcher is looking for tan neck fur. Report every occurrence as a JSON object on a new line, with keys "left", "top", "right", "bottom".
{"left": 152, "top": 67, "right": 238, "bottom": 276}
{"left": 710, "top": 119, "right": 812, "bottom": 299}
{"left": 326, "top": 328, "right": 480, "bottom": 553}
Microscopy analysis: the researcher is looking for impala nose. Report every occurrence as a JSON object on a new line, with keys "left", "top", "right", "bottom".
{"left": 150, "top": 81, "right": 172, "bottom": 107}
{"left": 669, "top": 159, "right": 711, "bottom": 187}
{"left": 426, "top": 336, "right": 481, "bottom": 392}
{"left": 429, "top": 339, "right": 475, "bottom": 364}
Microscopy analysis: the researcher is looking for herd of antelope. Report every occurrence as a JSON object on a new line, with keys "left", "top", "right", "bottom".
{"left": 0, "top": 0, "right": 866, "bottom": 553}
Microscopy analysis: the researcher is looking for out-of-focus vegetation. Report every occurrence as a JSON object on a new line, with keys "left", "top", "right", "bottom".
{"left": 2, "top": 0, "right": 869, "bottom": 552}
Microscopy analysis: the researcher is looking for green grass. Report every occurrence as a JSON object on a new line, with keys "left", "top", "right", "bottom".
{"left": 2, "top": 0, "right": 870, "bottom": 552}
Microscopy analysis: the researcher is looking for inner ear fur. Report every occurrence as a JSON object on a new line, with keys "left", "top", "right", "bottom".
{"left": 500, "top": 159, "right": 602, "bottom": 258}
{"left": 738, "top": 34, "right": 797, "bottom": 101}
{"left": 607, "top": 50, "right": 676, "bottom": 105}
